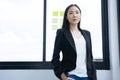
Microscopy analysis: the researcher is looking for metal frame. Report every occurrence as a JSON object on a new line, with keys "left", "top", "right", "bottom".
{"left": 117, "top": 0, "right": 120, "bottom": 63}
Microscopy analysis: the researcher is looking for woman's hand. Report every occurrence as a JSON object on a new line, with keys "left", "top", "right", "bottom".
{"left": 61, "top": 73, "right": 74, "bottom": 80}
{"left": 64, "top": 77, "right": 74, "bottom": 80}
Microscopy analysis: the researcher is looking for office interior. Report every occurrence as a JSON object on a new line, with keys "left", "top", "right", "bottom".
{"left": 0, "top": 0, "right": 119, "bottom": 80}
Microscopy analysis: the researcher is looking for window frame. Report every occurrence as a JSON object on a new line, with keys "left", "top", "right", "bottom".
{"left": 117, "top": 0, "right": 120, "bottom": 63}
{"left": 0, "top": 0, "right": 110, "bottom": 70}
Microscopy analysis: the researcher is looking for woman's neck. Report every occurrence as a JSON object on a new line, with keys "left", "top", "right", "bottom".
{"left": 70, "top": 25, "right": 82, "bottom": 38}
{"left": 70, "top": 24, "right": 79, "bottom": 32}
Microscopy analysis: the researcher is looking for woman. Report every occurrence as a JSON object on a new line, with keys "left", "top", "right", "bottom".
{"left": 51, "top": 4, "right": 97, "bottom": 80}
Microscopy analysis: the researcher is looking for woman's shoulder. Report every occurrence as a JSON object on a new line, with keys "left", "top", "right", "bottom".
{"left": 56, "top": 28, "right": 63, "bottom": 34}
{"left": 55, "top": 29, "right": 65, "bottom": 37}
{"left": 56, "top": 28, "right": 66, "bottom": 34}
{"left": 57, "top": 28, "right": 62, "bottom": 32}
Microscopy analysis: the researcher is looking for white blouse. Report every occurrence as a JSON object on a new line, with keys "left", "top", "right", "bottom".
{"left": 68, "top": 35, "right": 88, "bottom": 77}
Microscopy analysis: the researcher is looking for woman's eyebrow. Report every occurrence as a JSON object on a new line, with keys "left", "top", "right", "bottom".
{"left": 68, "top": 11, "right": 74, "bottom": 12}
{"left": 68, "top": 10, "right": 79, "bottom": 12}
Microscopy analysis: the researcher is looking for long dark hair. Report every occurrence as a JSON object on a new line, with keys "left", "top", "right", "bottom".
{"left": 62, "top": 4, "right": 81, "bottom": 30}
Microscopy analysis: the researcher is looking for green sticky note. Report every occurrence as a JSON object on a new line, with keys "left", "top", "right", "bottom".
{"left": 60, "top": 11, "right": 64, "bottom": 16}
{"left": 53, "top": 11, "right": 58, "bottom": 16}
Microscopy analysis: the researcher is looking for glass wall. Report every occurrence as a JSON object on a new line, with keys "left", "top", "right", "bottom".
{"left": 46, "top": 0, "right": 103, "bottom": 61}
{"left": 0, "top": 0, "right": 43, "bottom": 61}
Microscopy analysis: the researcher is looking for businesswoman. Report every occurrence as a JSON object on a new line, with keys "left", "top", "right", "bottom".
{"left": 51, "top": 4, "right": 97, "bottom": 80}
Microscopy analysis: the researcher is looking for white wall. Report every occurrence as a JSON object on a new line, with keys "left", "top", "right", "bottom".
{"left": 0, "top": 0, "right": 119, "bottom": 80}
{"left": 108, "top": 0, "right": 120, "bottom": 80}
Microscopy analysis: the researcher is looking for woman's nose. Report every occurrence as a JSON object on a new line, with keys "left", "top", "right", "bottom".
{"left": 73, "top": 13, "right": 77, "bottom": 17}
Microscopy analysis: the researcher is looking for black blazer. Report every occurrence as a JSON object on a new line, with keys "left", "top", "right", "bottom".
{"left": 51, "top": 28, "right": 97, "bottom": 80}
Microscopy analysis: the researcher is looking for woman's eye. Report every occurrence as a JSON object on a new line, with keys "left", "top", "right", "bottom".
{"left": 69, "top": 12, "right": 73, "bottom": 14}
{"left": 76, "top": 11, "right": 79, "bottom": 14}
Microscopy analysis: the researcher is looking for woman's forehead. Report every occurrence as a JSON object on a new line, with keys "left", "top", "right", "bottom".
{"left": 68, "top": 6, "right": 80, "bottom": 11}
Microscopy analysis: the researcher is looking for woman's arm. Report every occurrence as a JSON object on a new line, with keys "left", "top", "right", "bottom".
{"left": 51, "top": 29, "right": 64, "bottom": 78}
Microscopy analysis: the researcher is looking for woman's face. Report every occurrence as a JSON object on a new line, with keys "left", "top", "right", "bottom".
{"left": 67, "top": 6, "right": 81, "bottom": 25}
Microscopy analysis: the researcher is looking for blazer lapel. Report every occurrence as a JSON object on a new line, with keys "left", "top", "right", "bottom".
{"left": 63, "top": 29, "right": 76, "bottom": 52}
{"left": 62, "top": 28, "right": 90, "bottom": 53}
